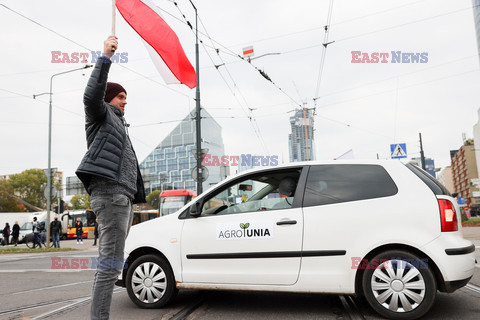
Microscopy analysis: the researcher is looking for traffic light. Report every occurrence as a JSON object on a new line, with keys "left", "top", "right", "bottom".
{"left": 58, "top": 200, "right": 64, "bottom": 213}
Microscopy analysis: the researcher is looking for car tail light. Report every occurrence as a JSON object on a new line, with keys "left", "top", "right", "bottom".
{"left": 438, "top": 199, "right": 458, "bottom": 232}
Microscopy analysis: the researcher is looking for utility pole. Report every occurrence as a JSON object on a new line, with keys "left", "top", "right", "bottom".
{"left": 189, "top": 0, "right": 202, "bottom": 195}
{"left": 419, "top": 133, "right": 426, "bottom": 170}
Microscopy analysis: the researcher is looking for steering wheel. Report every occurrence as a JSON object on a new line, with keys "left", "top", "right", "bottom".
{"left": 212, "top": 205, "right": 228, "bottom": 214}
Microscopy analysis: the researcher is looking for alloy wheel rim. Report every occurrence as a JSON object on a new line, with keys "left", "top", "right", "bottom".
{"left": 371, "top": 259, "right": 426, "bottom": 312}
{"left": 131, "top": 262, "right": 167, "bottom": 303}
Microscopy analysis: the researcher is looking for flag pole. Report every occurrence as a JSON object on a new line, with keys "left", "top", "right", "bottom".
{"left": 112, "top": 0, "right": 116, "bottom": 51}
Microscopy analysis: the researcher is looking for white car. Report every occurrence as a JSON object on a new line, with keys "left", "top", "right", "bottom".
{"left": 118, "top": 160, "right": 476, "bottom": 320}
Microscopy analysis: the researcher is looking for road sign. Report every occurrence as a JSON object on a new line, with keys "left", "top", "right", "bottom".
{"left": 44, "top": 185, "right": 57, "bottom": 199}
{"left": 192, "top": 166, "right": 209, "bottom": 182}
{"left": 191, "top": 148, "right": 209, "bottom": 160}
{"left": 390, "top": 143, "right": 407, "bottom": 159}
{"left": 242, "top": 46, "right": 254, "bottom": 59}
{"left": 43, "top": 168, "right": 57, "bottom": 177}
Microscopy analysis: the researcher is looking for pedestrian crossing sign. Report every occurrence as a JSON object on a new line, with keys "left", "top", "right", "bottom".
{"left": 390, "top": 143, "right": 407, "bottom": 159}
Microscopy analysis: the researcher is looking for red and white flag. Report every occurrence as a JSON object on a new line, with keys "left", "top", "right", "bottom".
{"left": 116, "top": 0, "right": 197, "bottom": 89}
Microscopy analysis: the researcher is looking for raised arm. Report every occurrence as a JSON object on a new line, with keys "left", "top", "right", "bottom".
{"left": 83, "top": 36, "right": 118, "bottom": 122}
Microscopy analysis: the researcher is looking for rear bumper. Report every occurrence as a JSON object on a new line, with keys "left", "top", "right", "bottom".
{"left": 443, "top": 276, "right": 473, "bottom": 293}
{"left": 421, "top": 235, "right": 476, "bottom": 291}
{"left": 445, "top": 244, "right": 475, "bottom": 256}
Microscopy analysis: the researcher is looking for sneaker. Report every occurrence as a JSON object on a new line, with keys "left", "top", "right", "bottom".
{"left": 80, "top": 241, "right": 83, "bottom": 244}
{"left": 77, "top": 241, "right": 79, "bottom": 244}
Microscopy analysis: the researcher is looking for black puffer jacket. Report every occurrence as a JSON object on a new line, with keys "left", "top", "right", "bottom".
{"left": 76, "top": 56, "right": 146, "bottom": 204}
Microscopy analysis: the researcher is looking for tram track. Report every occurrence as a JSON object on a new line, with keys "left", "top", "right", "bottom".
{"left": 465, "top": 283, "right": 480, "bottom": 295}
{"left": 166, "top": 291, "right": 212, "bottom": 320}
{"left": 339, "top": 295, "right": 366, "bottom": 320}
{"left": 0, "top": 288, "right": 125, "bottom": 320}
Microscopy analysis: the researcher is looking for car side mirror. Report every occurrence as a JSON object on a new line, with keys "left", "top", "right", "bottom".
{"left": 451, "top": 192, "right": 458, "bottom": 198}
{"left": 189, "top": 202, "right": 202, "bottom": 218}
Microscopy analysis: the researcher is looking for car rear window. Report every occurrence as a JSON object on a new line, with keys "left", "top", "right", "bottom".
{"left": 303, "top": 164, "right": 398, "bottom": 207}
{"left": 405, "top": 162, "right": 450, "bottom": 196}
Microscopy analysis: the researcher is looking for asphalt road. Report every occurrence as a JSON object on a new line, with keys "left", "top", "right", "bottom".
{"left": 0, "top": 231, "right": 479, "bottom": 320}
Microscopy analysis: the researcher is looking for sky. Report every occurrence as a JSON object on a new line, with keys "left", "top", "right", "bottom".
{"left": 1, "top": 0, "right": 480, "bottom": 189}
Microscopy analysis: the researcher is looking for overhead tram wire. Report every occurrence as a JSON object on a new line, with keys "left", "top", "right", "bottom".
{"left": 334, "top": 6, "right": 472, "bottom": 44}
{"left": 317, "top": 67, "right": 480, "bottom": 110}
{"left": 0, "top": 87, "right": 86, "bottom": 119}
{"left": 173, "top": 1, "right": 268, "bottom": 151}
{"left": 197, "top": 5, "right": 473, "bottom": 74}
{"left": 196, "top": 15, "right": 270, "bottom": 152}
{"left": 316, "top": 54, "right": 478, "bottom": 101}
{"left": 0, "top": 4, "right": 190, "bottom": 100}
{"left": 165, "top": 2, "right": 300, "bottom": 109}
{"left": 313, "top": 0, "right": 335, "bottom": 108}
{"left": 170, "top": 0, "right": 270, "bottom": 152}
{"left": 0, "top": 3, "right": 193, "bottom": 148}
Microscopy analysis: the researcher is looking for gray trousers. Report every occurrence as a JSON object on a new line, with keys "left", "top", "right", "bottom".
{"left": 90, "top": 194, "right": 133, "bottom": 320}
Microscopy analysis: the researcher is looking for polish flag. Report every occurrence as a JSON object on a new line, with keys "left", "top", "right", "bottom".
{"left": 116, "top": 0, "right": 197, "bottom": 89}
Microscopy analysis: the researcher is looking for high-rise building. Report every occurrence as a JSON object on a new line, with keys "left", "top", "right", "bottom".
{"left": 472, "top": 0, "right": 480, "bottom": 61}
{"left": 288, "top": 108, "right": 315, "bottom": 162}
{"left": 473, "top": 108, "right": 480, "bottom": 177}
{"left": 139, "top": 109, "right": 225, "bottom": 194}
{"left": 437, "top": 166, "right": 454, "bottom": 194}
{"left": 450, "top": 139, "right": 480, "bottom": 213}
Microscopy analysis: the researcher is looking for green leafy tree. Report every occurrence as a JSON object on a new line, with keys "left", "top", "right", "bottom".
{"left": 0, "top": 179, "right": 22, "bottom": 211}
{"left": 8, "top": 169, "right": 47, "bottom": 209}
{"left": 146, "top": 190, "right": 161, "bottom": 209}
{"left": 70, "top": 194, "right": 91, "bottom": 209}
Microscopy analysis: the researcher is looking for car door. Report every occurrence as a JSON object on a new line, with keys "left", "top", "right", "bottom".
{"left": 180, "top": 167, "right": 307, "bottom": 286}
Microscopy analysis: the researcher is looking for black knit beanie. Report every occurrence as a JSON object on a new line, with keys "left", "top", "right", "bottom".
{"left": 104, "top": 82, "right": 127, "bottom": 103}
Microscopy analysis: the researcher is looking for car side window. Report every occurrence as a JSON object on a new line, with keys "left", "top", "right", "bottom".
{"left": 200, "top": 170, "right": 301, "bottom": 216}
{"left": 303, "top": 164, "right": 398, "bottom": 207}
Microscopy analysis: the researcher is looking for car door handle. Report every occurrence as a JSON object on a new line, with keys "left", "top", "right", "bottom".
{"left": 276, "top": 220, "right": 297, "bottom": 225}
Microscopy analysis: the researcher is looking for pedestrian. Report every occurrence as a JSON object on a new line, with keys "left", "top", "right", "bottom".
{"left": 2, "top": 223, "right": 10, "bottom": 246}
{"left": 32, "top": 217, "right": 40, "bottom": 248}
{"left": 50, "top": 216, "right": 62, "bottom": 248}
{"left": 93, "top": 219, "right": 99, "bottom": 246}
{"left": 11, "top": 221, "right": 20, "bottom": 246}
{"left": 75, "top": 35, "right": 145, "bottom": 320}
{"left": 75, "top": 218, "right": 84, "bottom": 244}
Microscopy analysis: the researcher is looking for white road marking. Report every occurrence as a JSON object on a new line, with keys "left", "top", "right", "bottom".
{"left": 10, "top": 280, "right": 94, "bottom": 296}
{"left": 0, "top": 269, "right": 95, "bottom": 273}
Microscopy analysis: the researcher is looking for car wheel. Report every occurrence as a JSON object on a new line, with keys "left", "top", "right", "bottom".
{"left": 126, "top": 254, "right": 178, "bottom": 309}
{"left": 362, "top": 250, "right": 436, "bottom": 320}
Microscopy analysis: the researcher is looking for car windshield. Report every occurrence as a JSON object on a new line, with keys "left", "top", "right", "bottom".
{"left": 160, "top": 196, "right": 187, "bottom": 216}
{"left": 20, "top": 222, "right": 32, "bottom": 230}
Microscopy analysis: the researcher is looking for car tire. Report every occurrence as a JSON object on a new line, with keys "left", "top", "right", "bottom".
{"left": 126, "top": 254, "right": 178, "bottom": 309}
{"left": 362, "top": 250, "right": 436, "bottom": 320}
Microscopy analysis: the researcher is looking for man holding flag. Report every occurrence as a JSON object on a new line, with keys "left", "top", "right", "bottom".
{"left": 76, "top": 36, "right": 146, "bottom": 319}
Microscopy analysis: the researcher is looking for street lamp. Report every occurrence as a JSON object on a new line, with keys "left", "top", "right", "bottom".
{"left": 34, "top": 64, "right": 92, "bottom": 247}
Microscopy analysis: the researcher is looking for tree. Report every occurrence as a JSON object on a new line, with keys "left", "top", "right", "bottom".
{"left": 8, "top": 169, "right": 47, "bottom": 209}
{"left": 0, "top": 179, "right": 23, "bottom": 211}
{"left": 71, "top": 194, "right": 91, "bottom": 209}
{"left": 146, "top": 190, "right": 161, "bottom": 209}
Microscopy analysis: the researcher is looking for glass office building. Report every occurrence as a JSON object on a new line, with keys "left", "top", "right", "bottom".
{"left": 139, "top": 109, "right": 225, "bottom": 193}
